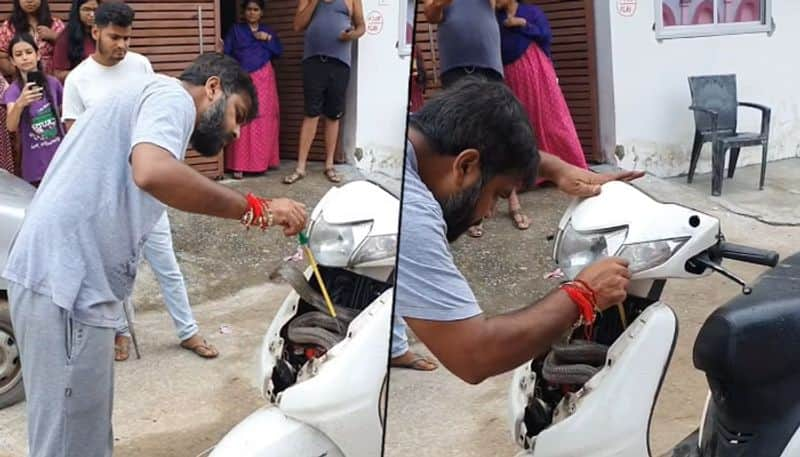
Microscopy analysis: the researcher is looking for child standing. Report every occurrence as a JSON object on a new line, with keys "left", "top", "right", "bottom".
{"left": 3, "top": 33, "right": 64, "bottom": 186}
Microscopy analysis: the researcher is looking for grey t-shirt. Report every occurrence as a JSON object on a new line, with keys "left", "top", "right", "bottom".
{"left": 395, "top": 141, "right": 482, "bottom": 321}
{"left": 2, "top": 75, "right": 196, "bottom": 328}
{"left": 438, "top": 0, "right": 504, "bottom": 77}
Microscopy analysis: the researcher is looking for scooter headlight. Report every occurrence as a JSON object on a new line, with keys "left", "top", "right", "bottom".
{"left": 352, "top": 234, "right": 397, "bottom": 265}
{"left": 617, "top": 238, "right": 689, "bottom": 273}
{"left": 307, "top": 215, "right": 373, "bottom": 267}
{"left": 555, "top": 223, "right": 628, "bottom": 279}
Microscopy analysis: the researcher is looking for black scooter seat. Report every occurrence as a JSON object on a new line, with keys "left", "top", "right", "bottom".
{"left": 694, "top": 252, "right": 800, "bottom": 385}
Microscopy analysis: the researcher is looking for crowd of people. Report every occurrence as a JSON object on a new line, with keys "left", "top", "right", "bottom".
{"left": 410, "top": 0, "right": 589, "bottom": 237}
{"left": 1, "top": 0, "right": 366, "bottom": 185}
{"left": 0, "top": 0, "right": 370, "bottom": 358}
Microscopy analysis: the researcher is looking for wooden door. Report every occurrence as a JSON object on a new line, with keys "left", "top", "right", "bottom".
{"left": 0, "top": 1, "right": 225, "bottom": 178}
{"left": 129, "top": 0, "right": 223, "bottom": 177}
{"left": 412, "top": 0, "right": 602, "bottom": 163}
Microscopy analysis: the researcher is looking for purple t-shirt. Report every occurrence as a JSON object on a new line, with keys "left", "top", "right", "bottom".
{"left": 3, "top": 76, "right": 64, "bottom": 183}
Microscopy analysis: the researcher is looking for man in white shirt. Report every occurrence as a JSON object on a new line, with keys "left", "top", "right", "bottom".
{"left": 63, "top": 2, "right": 219, "bottom": 361}
{"left": 63, "top": 4, "right": 153, "bottom": 129}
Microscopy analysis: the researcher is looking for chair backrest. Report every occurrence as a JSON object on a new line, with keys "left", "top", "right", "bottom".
{"left": 688, "top": 74, "right": 738, "bottom": 133}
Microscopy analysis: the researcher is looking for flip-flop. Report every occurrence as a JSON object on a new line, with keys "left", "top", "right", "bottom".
{"left": 467, "top": 224, "right": 484, "bottom": 238}
{"left": 510, "top": 209, "right": 530, "bottom": 230}
{"left": 180, "top": 336, "right": 220, "bottom": 359}
{"left": 390, "top": 352, "right": 438, "bottom": 371}
{"left": 324, "top": 168, "right": 342, "bottom": 183}
{"left": 114, "top": 335, "right": 131, "bottom": 362}
{"left": 283, "top": 170, "right": 306, "bottom": 184}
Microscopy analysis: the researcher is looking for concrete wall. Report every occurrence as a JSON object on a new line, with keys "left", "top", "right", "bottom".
{"left": 597, "top": 0, "right": 800, "bottom": 177}
{"left": 594, "top": 0, "right": 617, "bottom": 164}
{"left": 343, "top": 0, "right": 411, "bottom": 179}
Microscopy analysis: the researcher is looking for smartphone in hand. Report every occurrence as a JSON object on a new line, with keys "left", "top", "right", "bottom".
{"left": 26, "top": 70, "right": 46, "bottom": 90}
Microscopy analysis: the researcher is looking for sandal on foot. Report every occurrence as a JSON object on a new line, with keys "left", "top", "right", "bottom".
{"left": 467, "top": 224, "right": 484, "bottom": 238}
{"left": 390, "top": 352, "right": 438, "bottom": 371}
{"left": 510, "top": 209, "right": 530, "bottom": 230}
{"left": 114, "top": 335, "right": 131, "bottom": 362}
{"left": 283, "top": 170, "right": 306, "bottom": 184}
{"left": 180, "top": 335, "right": 220, "bottom": 359}
{"left": 324, "top": 167, "right": 342, "bottom": 183}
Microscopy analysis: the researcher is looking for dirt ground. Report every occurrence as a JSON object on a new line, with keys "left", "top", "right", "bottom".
{"left": 384, "top": 164, "right": 800, "bottom": 456}
{"left": 0, "top": 163, "right": 350, "bottom": 457}
{"left": 1, "top": 161, "right": 798, "bottom": 457}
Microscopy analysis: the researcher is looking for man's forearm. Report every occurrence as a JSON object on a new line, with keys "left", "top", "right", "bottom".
{"left": 145, "top": 162, "right": 247, "bottom": 219}
{"left": 536, "top": 150, "right": 570, "bottom": 183}
{"left": 133, "top": 150, "right": 247, "bottom": 219}
{"left": 407, "top": 289, "right": 580, "bottom": 385}
{"left": 468, "top": 290, "right": 580, "bottom": 383}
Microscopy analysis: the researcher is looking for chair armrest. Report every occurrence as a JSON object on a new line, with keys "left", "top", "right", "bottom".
{"left": 689, "top": 105, "right": 719, "bottom": 134}
{"left": 739, "top": 101, "right": 770, "bottom": 113}
{"left": 739, "top": 102, "right": 771, "bottom": 137}
{"left": 689, "top": 105, "right": 719, "bottom": 117}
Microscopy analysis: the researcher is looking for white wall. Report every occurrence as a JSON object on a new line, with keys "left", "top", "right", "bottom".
{"left": 598, "top": 0, "right": 800, "bottom": 177}
{"left": 343, "top": 0, "right": 411, "bottom": 179}
{"left": 594, "top": 0, "right": 617, "bottom": 164}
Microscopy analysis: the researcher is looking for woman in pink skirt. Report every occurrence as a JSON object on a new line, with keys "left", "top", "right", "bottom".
{"left": 491, "top": 0, "right": 588, "bottom": 231}
{"left": 223, "top": 0, "right": 282, "bottom": 179}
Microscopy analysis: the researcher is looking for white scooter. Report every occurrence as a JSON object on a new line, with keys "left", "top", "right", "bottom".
{"left": 509, "top": 181, "right": 795, "bottom": 457}
{"left": 210, "top": 175, "right": 399, "bottom": 457}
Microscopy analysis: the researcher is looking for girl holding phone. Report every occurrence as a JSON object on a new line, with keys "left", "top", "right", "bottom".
{"left": 3, "top": 33, "right": 64, "bottom": 186}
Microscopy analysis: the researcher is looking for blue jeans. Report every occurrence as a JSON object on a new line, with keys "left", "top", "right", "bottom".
{"left": 391, "top": 315, "right": 409, "bottom": 358}
{"left": 118, "top": 213, "right": 198, "bottom": 342}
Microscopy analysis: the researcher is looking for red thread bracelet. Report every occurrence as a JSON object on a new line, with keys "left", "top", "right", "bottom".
{"left": 241, "top": 193, "right": 273, "bottom": 230}
{"left": 560, "top": 281, "right": 600, "bottom": 340}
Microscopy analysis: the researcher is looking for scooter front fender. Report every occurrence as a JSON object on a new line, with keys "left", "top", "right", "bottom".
{"left": 209, "top": 406, "right": 344, "bottom": 457}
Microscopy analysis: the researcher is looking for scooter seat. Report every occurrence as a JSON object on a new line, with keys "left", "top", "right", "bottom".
{"left": 694, "top": 252, "right": 800, "bottom": 386}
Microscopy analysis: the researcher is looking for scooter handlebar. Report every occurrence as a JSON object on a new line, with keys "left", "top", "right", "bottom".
{"left": 718, "top": 242, "right": 780, "bottom": 267}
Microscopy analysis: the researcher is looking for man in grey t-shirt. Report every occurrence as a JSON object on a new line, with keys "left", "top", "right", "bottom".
{"left": 395, "top": 78, "right": 643, "bottom": 384}
{"left": 2, "top": 53, "right": 307, "bottom": 457}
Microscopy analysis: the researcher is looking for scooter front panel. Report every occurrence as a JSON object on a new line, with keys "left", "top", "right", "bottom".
{"left": 209, "top": 406, "right": 345, "bottom": 457}
{"left": 278, "top": 290, "right": 393, "bottom": 457}
{"left": 524, "top": 303, "right": 677, "bottom": 457}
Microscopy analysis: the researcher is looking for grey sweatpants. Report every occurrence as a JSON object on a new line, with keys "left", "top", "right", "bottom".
{"left": 8, "top": 282, "right": 115, "bottom": 457}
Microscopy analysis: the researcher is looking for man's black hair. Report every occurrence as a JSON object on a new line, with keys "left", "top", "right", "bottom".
{"left": 179, "top": 53, "right": 259, "bottom": 122}
{"left": 409, "top": 77, "right": 540, "bottom": 184}
{"left": 94, "top": 2, "right": 135, "bottom": 29}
